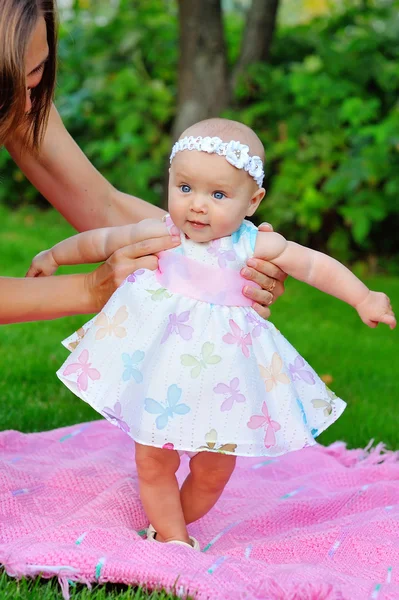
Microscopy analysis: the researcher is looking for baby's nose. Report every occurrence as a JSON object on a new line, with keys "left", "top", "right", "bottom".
{"left": 190, "top": 195, "right": 208, "bottom": 212}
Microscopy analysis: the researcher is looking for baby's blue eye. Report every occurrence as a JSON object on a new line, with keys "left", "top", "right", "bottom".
{"left": 180, "top": 184, "right": 191, "bottom": 193}
{"left": 213, "top": 191, "right": 226, "bottom": 200}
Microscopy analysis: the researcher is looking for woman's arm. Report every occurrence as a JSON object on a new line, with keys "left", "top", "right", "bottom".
{"left": 255, "top": 231, "right": 396, "bottom": 328}
{"left": 6, "top": 104, "right": 285, "bottom": 315}
{"left": 6, "top": 105, "right": 165, "bottom": 231}
{"left": 1, "top": 233, "right": 177, "bottom": 324}
{"left": 0, "top": 274, "right": 95, "bottom": 323}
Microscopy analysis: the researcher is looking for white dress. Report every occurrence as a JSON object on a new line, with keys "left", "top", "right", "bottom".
{"left": 58, "top": 217, "right": 346, "bottom": 457}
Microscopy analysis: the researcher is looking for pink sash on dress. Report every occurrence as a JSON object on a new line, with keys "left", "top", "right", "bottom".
{"left": 156, "top": 251, "right": 260, "bottom": 307}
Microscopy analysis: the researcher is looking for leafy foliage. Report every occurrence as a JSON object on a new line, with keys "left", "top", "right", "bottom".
{"left": 1, "top": 0, "right": 398, "bottom": 264}
{"left": 232, "top": 0, "right": 399, "bottom": 261}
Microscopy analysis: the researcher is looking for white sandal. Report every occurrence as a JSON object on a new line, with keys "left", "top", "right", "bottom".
{"left": 146, "top": 524, "right": 201, "bottom": 551}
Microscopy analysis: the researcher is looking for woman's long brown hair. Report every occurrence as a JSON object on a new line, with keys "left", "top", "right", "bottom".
{"left": 0, "top": 0, "right": 57, "bottom": 149}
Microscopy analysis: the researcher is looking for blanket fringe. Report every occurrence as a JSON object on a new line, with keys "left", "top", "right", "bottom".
{"left": 58, "top": 577, "right": 341, "bottom": 600}
{"left": 324, "top": 439, "right": 399, "bottom": 468}
{"left": 3, "top": 563, "right": 92, "bottom": 600}
{"left": 4, "top": 563, "right": 343, "bottom": 600}
{"left": 58, "top": 576, "right": 70, "bottom": 600}
{"left": 241, "top": 580, "right": 341, "bottom": 599}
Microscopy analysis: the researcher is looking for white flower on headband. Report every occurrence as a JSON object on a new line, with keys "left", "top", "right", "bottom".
{"left": 170, "top": 135, "right": 265, "bottom": 188}
{"left": 180, "top": 137, "right": 189, "bottom": 150}
{"left": 246, "top": 156, "right": 264, "bottom": 185}
{"left": 201, "top": 136, "right": 222, "bottom": 153}
{"left": 225, "top": 141, "right": 250, "bottom": 170}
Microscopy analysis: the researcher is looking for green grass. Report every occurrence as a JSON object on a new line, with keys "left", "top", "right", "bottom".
{"left": 0, "top": 572, "right": 186, "bottom": 600}
{"left": 0, "top": 205, "right": 398, "bottom": 597}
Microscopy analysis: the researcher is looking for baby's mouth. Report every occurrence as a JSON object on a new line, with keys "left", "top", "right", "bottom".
{"left": 188, "top": 220, "right": 208, "bottom": 229}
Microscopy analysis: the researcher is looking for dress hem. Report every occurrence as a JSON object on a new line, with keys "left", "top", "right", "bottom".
{"left": 57, "top": 371, "right": 347, "bottom": 459}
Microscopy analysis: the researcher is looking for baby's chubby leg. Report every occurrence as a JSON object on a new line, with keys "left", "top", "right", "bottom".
{"left": 180, "top": 451, "right": 236, "bottom": 525}
{"left": 135, "top": 442, "right": 190, "bottom": 544}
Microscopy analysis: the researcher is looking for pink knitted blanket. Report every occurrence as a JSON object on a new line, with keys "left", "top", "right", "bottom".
{"left": 1, "top": 421, "right": 398, "bottom": 600}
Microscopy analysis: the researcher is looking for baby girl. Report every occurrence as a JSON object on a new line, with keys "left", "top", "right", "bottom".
{"left": 30, "top": 118, "right": 396, "bottom": 551}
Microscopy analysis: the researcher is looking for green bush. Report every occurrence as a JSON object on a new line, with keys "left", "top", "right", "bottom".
{"left": 232, "top": 0, "right": 399, "bottom": 262}
{"left": 1, "top": 0, "right": 398, "bottom": 266}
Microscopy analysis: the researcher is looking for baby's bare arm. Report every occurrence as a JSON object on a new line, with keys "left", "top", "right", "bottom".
{"left": 27, "top": 218, "right": 169, "bottom": 276}
{"left": 255, "top": 232, "right": 396, "bottom": 328}
{"left": 255, "top": 232, "right": 369, "bottom": 308}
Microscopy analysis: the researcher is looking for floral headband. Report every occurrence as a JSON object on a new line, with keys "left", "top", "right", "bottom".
{"left": 169, "top": 135, "right": 265, "bottom": 188}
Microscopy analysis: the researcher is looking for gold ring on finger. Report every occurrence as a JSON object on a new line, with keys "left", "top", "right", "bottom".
{"left": 269, "top": 279, "right": 277, "bottom": 293}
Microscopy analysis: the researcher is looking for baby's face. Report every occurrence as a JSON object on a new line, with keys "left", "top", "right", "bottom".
{"left": 168, "top": 151, "right": 263, "bottom": 242}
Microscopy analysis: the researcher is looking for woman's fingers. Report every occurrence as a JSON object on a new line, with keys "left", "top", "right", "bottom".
{"left": 243, "top": 284, "right": 273, "bottom": 307}
{"left": 242, "top": 255, "right": 286, "bottom": 308}
{"left": 252, "top": 303, "right": 271, "bottom": 320}
{"left": 241, "top": 257, "right": 287, "bottom": 315}
{"left": 113, "top": 234, "right": 180, "bottom": 263}
{"left": 105, "top": 234, "right": 179, "bottom": 288}
{"left": 242, "top": 267, "right": 285, "bottom": 303}
{"left": 257, "top": 222, "right": 274, "bottom": 232}
{"left": 86, "top": 235, "right": 180, "bottom": 311}
{"left": 246, "top": 257, "right": 287, "bottom": 283}
{"left": 127, "top": 255, "right": 159, "bottom": 272}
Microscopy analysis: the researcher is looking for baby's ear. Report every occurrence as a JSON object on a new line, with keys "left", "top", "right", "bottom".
{"left": 246, "top": 188, "right": 265, "bottom": 217}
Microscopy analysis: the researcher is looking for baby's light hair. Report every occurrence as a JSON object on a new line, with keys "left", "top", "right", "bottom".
{"left": 181, "top": 118, "right": 265, "bottom": 163}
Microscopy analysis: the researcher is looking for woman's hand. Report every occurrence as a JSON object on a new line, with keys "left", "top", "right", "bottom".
{"left": 241, "top": 222, "right": 287, "bottom": 319}
{"left": 84, "top": 234, "right": 179, "bottom": 312}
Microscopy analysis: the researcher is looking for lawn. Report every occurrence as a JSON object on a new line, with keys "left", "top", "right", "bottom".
{"left": 0, "top": 572, "right": 184, "bottom": 600}
{"left": 0, "top": 205, "right": 398, "bottom": 598}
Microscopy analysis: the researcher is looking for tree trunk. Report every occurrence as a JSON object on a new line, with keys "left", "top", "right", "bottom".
{"left": 232, "top": 0, "right": 280, "bottom": 91}
{"left": 164, "top": 0, "right": 280, "bottom": 208}
{"left": 172, "top": 0, "right": 229, "bottom": 140}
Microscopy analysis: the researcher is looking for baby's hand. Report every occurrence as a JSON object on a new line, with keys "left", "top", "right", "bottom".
{"left": 26, "top": 249, "right": 59, "bottom": 277}
{"left": 356, "top": 291, "right": 396, "bottom": 330}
